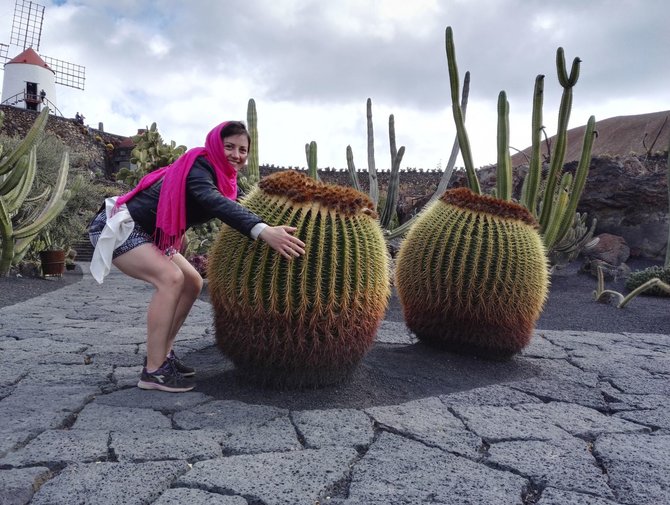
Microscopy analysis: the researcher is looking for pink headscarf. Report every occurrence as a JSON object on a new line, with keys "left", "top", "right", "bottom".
{"left": 115, "top": 121, "right": 237, "bottom": 252}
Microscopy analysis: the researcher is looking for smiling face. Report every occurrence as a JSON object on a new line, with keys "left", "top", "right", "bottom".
{"left": 223, "top": 133, "right": 249, "bottom": 171}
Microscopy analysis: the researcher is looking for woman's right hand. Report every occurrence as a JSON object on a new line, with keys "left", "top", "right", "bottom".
{"left": 259, "top": 226, "right": 306, "bottom": 259}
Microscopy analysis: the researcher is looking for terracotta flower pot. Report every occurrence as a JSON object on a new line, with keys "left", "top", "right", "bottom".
{"left": 39, "top": 250, "right": 66, "bottom": 277}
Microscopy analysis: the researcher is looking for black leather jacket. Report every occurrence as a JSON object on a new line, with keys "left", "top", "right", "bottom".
{"left": 125, "top": 156, "right": 263, "bottom": 238}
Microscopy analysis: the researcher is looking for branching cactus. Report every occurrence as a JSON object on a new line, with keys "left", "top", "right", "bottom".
{"left": 207, "top": 170, "right": 391, "bottom": 387}
{"left": 118, "top": 122, "right": 186, "bottom": 186}
{"left": 444, "top": 26, "right": 597, "bottom": 254}
{"left": 0, "top": 108, "right": 71, "bottom": 275}
{"left": 395, "top": 187, "right": 549, "bottom": 358}
{"left": 346, "top": 92, "right": 468, "bottom": 239}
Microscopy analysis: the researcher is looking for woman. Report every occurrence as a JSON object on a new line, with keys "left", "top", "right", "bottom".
{"left": 89, "top": 121, "right": 306, "bottom": 393}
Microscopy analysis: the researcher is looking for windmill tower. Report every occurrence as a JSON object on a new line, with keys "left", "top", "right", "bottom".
{"left": 0, "top": 0, "right": 85, "bottom": 116}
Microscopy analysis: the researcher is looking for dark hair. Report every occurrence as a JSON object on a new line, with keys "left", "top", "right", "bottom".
{"left": 220, "top": 121, "right": 251, "bottom": 146}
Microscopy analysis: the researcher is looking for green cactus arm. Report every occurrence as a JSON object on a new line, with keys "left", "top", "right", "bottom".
{"left": 556, "top": 47, "right": 581, "bottom": 87}
{"left": 445, "top": 26, "right": 480, "bottom": 194}
{"left": 0, "top": 152, "right": 30, "bottom": 196}
{"left": 0, "top": 198, "right": 16, "bottom": 275}
{"left": 593, "top": 266, "right": 670, "bottom": 308}
{"left": 385, "top": 72, "right": 470, "bottom": 240}
{"left": 43, "top": 150, "right": 70, "bottom": 211}
{"left": 496, "top": 91, "right": 513, "bottom": 200}
{"left": 346, "top": 145, "right": 361, "bottom": 191}
{"left": 618, "top": 278, "right": 670, "bottom": 308}
{"left": 306, "top": 141, "right": 318, "bottom": 180}
{"left": 246, "top": 98, "right": 260, "bottom": 186}
{"left": 14, "top": 150, "right": 69, "bottom": 240}
{"left": 553, "top": 115, "right": 597, "bottom": 244}
{"left": 4, "top": 147, "right": 37, "bottom": 213}
{"left": 13, "top": 193, "right": 69, "bottom": 240}
{"left": 542, "top": 173, "right": 572, "bottom": 250}
{"left": 366, "top": 98, "right": 379, "bottom": 207}
{"left": 538, "top": 48, "right": 579, "bottom": 230}
{"left": 521, "top": 75, "right": 545, "bottom": 215}
{"left": 0, "top": 108, "right": 49, "bottom": 177}
{"left": 380, "top": 114, "right": 405, "bottom": 228}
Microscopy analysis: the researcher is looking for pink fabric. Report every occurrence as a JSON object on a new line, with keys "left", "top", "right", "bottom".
{"left": 115, "top": 121, "right": 237, "bottom": 252}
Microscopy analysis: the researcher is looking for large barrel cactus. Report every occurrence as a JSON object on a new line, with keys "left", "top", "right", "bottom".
{"left": 207, "top": 170, "right": 390, "bottom": 387}
{"left": 395, "top": 187, "right": 549, "bottom": 358}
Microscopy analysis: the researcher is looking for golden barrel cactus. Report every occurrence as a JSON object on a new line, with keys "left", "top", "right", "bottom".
{"left": 395, "top": 187, "right": 549, "bottom": 358}
{"left": 207, "top": 170, "right": 390, "bottom": 387}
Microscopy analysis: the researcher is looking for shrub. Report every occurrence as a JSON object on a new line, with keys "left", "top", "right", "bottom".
{"left": 625, "top": 266, "right": 670, "bottom": 297}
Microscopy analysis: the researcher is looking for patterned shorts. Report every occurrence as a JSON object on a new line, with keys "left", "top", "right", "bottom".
{"left": 88, "top": 210, "right": 154, "bottom": 259}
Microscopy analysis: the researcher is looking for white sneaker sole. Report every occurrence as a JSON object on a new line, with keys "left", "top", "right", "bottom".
{"left": 137, "top": 380, "right": 194, "bottom": 393}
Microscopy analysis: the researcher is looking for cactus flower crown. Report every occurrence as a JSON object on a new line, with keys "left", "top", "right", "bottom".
{"left": 258, "top": 170, "right": 378, "bottom": 218}
{"left": 441, "top": 187, "right": 538, "bottom": 227}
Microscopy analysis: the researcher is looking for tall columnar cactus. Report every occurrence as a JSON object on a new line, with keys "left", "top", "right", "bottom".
{"left": 0, "top": 108, "right": 72, "bottom": 275}
{"left": 207, "top": 170, "right": 390, "bottom": 387}
{"left": 345, "top": 100, "right": 405, "bottom": 231}
{"left": 305, "top": 140, "right": 319, "bottom": 180}
{"left": 346, "top": 89, "right": 468, "bottom": 239}
{"left": 246, "top": 98, "right": 260, "bottom": 185}
{"left": 444, "top": 26, "right": 597, "bottom": 254}
{"left": 395, "top": 187, "right": 549, "bottom": 358}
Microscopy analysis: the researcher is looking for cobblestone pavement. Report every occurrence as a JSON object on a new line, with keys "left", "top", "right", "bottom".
{"left": 0, "top": 265, "right": 668, "bottom": 504}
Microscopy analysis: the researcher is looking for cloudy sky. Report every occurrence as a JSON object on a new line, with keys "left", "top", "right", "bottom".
{"left": 1, "top": 0, "right": 668, "bottom": 170}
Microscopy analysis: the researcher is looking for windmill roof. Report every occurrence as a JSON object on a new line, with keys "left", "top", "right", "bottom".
{"left": 6, "top": 47, "right": 54, "bottom": 73}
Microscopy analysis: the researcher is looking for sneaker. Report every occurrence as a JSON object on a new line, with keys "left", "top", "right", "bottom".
{"left": 167, "top": 350, "right": 196, "bottom": 377}
{"left": 137, "top": 360, "right": 195, "bottom": 393}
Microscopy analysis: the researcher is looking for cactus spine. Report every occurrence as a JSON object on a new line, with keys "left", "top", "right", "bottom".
{"left": 207, "top": 170, "right": 390, "bottom": 387}
{"left": 395, "top": 187, "right": 549, "bottom": 357}
{"left": 0, "top": 108, "right": 72, "bottom": 275}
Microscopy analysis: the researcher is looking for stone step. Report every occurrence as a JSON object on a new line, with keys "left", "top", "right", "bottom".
{"left": 73, "top": 235, "right": 94, "bottom": 262}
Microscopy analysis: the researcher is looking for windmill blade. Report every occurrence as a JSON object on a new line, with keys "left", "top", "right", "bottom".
{"left": 41, "top": 55, "right": 86, "bottom": 90}
{"left": 10, "top": 0, "right": 45, "bottom": 51}
{"left": 0, "top": 43, "right": 9, "bottom": 65}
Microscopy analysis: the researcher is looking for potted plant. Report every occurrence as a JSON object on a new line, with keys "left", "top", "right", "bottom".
{"left": 65, "top": 248, "right": 77, "bottom": 271}
{"left": 37, "top": 230, "right": 67, "bottom": 277}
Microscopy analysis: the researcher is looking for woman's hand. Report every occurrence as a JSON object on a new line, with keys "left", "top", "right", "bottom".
{"left": 259, "top": 226, "right": 306, "bottom": 259}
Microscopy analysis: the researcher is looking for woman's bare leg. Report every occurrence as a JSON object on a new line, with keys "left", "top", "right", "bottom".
{"left": 165, "top": 253, "right": 203, "bottom": 352}
{"left": 112, "top": 244, "right": 185, "bottom": 371}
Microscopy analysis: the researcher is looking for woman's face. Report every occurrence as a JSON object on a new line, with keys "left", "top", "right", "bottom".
{"left": 223, "top": 134, "right": 249, "bottom": 171}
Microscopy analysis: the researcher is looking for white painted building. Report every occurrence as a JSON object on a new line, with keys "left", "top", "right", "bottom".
{"left": 1, "top": 47, "right": 56, "bottom": 112}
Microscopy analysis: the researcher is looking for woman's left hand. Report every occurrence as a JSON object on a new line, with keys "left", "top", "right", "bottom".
{"left": 259, "top": 226, "right": 306, "bottom": 259}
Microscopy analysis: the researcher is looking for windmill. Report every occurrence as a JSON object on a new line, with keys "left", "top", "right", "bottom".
{"left": 0, "top": 0, "right": 85, "bottom": 116}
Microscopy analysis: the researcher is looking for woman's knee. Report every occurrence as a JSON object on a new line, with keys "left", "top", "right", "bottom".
{"left": 157, "top": 265, "right": 185, "bottom": 291}
{"left": 183, "top": 269, "right": 204, "bottom": 298}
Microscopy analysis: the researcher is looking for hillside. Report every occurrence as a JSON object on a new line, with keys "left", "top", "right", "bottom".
{"left": 511, "top": 110, "right": 670, "bottom": 166}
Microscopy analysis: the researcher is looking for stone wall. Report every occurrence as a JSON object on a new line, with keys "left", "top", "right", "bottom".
{"left": 2, "top": 107, "right": 668, "bottom": 259}
{"left": 0, "top": 105, "right": 130, "bottom": 176}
